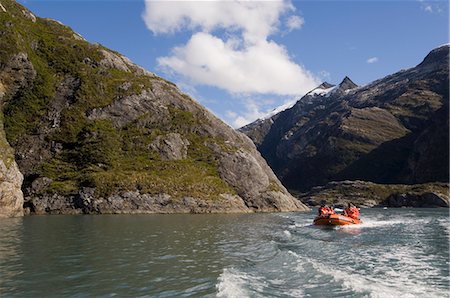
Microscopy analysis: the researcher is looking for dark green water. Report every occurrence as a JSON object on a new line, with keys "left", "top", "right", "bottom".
{"left": 0, "top": 209, "right": 448, "bottom": 297}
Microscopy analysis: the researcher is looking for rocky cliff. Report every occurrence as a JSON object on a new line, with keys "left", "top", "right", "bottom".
{"left": 0, "top": 120, "right": 23, "bottom": 217}
{"left": 0, "top": 0, "right": 308, "bottom": 215}
{"left": 241, "top": 45, "right": 449, "bottom": 192}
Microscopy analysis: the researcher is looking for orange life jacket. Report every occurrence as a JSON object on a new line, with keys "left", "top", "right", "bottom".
{"left": 318, "top": 207, "right": 326, "bottom": 216}
{"left": 345, "top": 207, "right": 360, "bottom": 219}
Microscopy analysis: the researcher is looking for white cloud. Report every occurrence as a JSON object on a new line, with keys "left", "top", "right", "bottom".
{"left": 158, "top": 32, "right": 318, "bottom": 95}
{"left": 143, "top": 0, "right": 293, "bottom": 44}
{"left": 286, "top": 15, "right": 304, "bottom": 31}
{"left": 143, "top": 0, "right": 319, "bottom": 96}
{"left": 367, "top": 57, "right": 379, "bottom": 64}
{"left": 424, "top": 5, "right": 433, "bottom": 12}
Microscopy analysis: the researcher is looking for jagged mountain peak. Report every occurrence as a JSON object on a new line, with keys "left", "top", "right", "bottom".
{"left": 338, "top": 76, "right": 358, "bottom": 91}
{"left": 317, "top": 82, "right": 335, "bottom": 89}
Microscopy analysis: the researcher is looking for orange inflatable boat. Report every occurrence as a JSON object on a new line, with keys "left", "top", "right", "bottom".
{"left": 313, "top": 213, "right": 362, "bottom": 226}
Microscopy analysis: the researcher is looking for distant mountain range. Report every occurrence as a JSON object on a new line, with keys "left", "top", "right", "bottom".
{"left": 240, "top": 44, "right": 449, "bottom": 192}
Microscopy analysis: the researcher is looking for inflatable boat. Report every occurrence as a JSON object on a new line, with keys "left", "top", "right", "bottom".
{"left": 313, "top": 213, "right": 361, "bottom": 226}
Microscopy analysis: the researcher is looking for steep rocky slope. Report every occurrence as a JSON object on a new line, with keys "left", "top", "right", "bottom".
{"left": 241, "top": 45, "right": 449, "bottom": 192}
{"left": 0, "top": 0, "right": 308, "bottom": 215}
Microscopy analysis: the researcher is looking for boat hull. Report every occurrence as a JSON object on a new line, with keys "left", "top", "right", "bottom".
{"left": 313, "top": 214, "right": 361, "bottom": 226}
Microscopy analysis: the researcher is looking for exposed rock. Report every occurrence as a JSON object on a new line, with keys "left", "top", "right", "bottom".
{"left": 21, "top": 9, "right": 35, "bottom": 22}
{"left": 216, "top": 148, "right": 308, "bottom": 211}
{"left": 44, "top": 76, "right": 80, "bottom": 131}
{"left": 120, "top": 55, "right": 155, "bottom": 77}
{"left": 0, "top": 160, "right": 24, "bottom": 217}
{"left": 99, "top": 49, "right": 131, "bottom": 72}
{"left": 317, "top": 82, "right": 334, "bottom": 89}
{"left": 218, "top": 149, "right": 270, "bottom": 200}
{"left": 0, "top": 81, "right": 5, "bottom": 98}
{"left": 30, "top": 177, "right": 52, "bottom": 193}
{"left": 87, "top": 89, "right": 168, "bottom": 127}
{"left": 382, "top": 192, "right": 449, "bottom": 208}
{"left": 25, "top": 190, "right": 252, "bottom": 215}
{"left": 118, "top": 82, "right": 132, "bottom": 92}
{"left": 0, "top": 51, "right": 25, "bottom": 217}
{"left": 149, "top": 133, "right": 190, "bottom": 160}
{"left": 335, "top": 76, "right": 358, "bottom": 94}
{"left": 298, "top": 180, "right": 449, "bottom": 208}
{"left": 0, "top": 52, "right": 36, "bottom": 99}
{"left": 72, "top": 33, "right": 85, "bottom": 41}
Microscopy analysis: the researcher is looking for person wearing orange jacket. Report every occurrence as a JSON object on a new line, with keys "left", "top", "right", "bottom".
{"left": 318, "top": 205, "right": 327, "bottom": 216}
{"left": 318, "top": 205, "right": 336, "bottom": 216}
{"left": 328, "top": 206, "right": 336, "bottom": 215}
{"left": 343, "top": 203, "right": 360, "bottom": 219}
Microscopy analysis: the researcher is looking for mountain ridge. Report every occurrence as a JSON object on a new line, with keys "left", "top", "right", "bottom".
{"left": 241, "top": 44, "right": 449, "bottom": 192}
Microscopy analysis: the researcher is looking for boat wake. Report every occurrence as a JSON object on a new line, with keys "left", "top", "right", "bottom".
{"left": 216, "top": 268, "right": 250, "bottom": 298}
{"left": 288, "top": 249, "right": 447, "bottom": 298}
{"left": 336, "top": 216, "right": 432, "bottom": 230}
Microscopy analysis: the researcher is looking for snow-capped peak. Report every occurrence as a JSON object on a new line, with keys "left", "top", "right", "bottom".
{"left": 261, "top": 99, "right": 298, "bottom": 120}
{"left": 306, "top": 83, "right": 337, "bottom": 97}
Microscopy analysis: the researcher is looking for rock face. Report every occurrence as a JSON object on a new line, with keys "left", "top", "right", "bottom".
{"left": 382, "top": 192, "right": 449, "bottom": 208}
{"left": 241, "top": 45, "right": 449, "bottom": 192}
{"left": 0, "top": 160, "right": 24, "bottom": 217}
{"left": 0, "top": 0, "right": 308, "bottom": 215}
{"left": 299, "top": 180, "right": 449, "bottom": 208}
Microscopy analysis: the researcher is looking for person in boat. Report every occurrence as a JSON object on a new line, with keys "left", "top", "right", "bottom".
{"left": 329, "top": 205, "right": 336, "bottom": 215}
{"left": 343, "top": 202, "right": 360, "bottom": 219}
{"left": 318, "top": 205, "right": 327, "bottom": 216}
{"left": 318, "top": 205, "right": 335, "bottom": 216}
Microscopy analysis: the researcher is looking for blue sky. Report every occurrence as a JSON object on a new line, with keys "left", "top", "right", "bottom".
{"left": 18, "top": 0, "right": 449, "bottom": 127}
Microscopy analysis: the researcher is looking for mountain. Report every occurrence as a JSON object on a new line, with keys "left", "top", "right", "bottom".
{"left": 0, "top": 0, "right": 308, "bottom": 217}
{"left": 241, "top": 45, "right": 449, "bottom": 192}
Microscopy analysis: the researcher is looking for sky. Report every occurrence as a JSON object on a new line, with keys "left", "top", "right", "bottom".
{"left": 18, "top": 0, "right": 449, "bottom": 128}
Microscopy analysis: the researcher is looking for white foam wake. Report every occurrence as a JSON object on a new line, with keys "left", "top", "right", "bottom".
{"left": 289, "top": 248, "right": 447, "bottom": 298}
{"left": 337, "top": 217, "right": 432, "bottom": 230}
{"left": 216, "top": 268, "right": 249, "bottom": 298}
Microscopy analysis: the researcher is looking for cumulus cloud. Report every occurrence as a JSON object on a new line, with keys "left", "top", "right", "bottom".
{"left": 143, "top": 0, "right": 292, "bottom": 43}
{"left": 143, "top": 0, "right": 318, "bottom": 96}
{"left": 367, "top": 57, "right": 379, "bottom": 64}
{"left": 158, "top": 32, "right": 317, "bottom": 95}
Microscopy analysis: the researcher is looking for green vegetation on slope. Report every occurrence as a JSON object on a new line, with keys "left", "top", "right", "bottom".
{"left": 0, "top": 0, "right": 235, "bottom": 200}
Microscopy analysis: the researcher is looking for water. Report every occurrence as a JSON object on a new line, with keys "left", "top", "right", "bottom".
{"left": 0, "top": 209, "right": 448, "bottom": 297}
